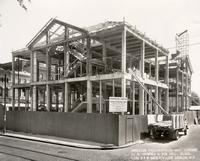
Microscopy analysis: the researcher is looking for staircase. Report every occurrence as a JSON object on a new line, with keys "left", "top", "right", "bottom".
{"left": 65, "top": 41, "right": 87, "bottom": 77}
{"left": 69, "top": 41, "right": 87, "bottom": 61}
{"left": 69, "top": 93, "right": 87, "bottom": 113}
{"left": 128, "top": 68, "right": 168, "bottom": 115}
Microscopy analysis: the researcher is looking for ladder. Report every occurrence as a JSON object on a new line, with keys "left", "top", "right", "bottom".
{"left": 128, "top": 68, "right": 168, "bottom": 115}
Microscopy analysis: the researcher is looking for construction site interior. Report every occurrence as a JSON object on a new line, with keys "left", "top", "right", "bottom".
{"left": 12, "top": 18, "right": 192, "bottom": 115}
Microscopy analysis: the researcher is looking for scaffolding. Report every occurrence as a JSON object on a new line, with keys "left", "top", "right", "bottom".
{"left": 176, "top": 30, "right": 189, "bottom": 56}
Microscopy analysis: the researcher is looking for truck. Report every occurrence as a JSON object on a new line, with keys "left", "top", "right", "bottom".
{"left": 128, "top": 68, "right": 188, "bottom": 140}
{"left": 148, "top": 113, "right": 188, "bottom": 140}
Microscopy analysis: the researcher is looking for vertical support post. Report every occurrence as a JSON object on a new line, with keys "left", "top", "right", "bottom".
{"left": 144, "top": 89, "right": 148, "bottom": 114}
{"left": 158, "top": 88, "right": 162, "bottom": 114}
{"left": 186, "top": 69, "right": 188, "bottom": 110}
{"left": 149, "top": 86, "right": 153, "bottom": 114}
{"left": 12, "top": 55, "right": 15, "bottom": 110}
{"left": 46, "top": 84, "right": 50, "bottom": 111}
{"left": 25, "top": 88, "right": 29, "bottom": 110}
{"left": 86, "top": 36, "right": 92, "bottom": 113}
{"left": 103, "top": 42, "right": 107, "bottom": 71}
{"left": 176, "top": 67, "right": 179, "bottom": 112}
{"left": 188, "top": 78, "right": 191, "bottom": 109}
{"left": 149, "top": 63, "right": 151, "bottom": 76}
{"left": 86, "top": 37, "right": 91, "bottom": 75}
{"left": 99, "top": 80, "right": 102, "bottom": 113}
{"left": 155, "top": 49, "right": 159, "bottom": 114}
{"left": 121, "top": 26, "right": 127, "bottom": 115}
{"left": 46, "top": 48, "right": 50, "bottom": 81}
{"left": 132, "top": 81, "right": 135, "bottom": 115}
{"left": 112, "top": 79, "right": 115, "bottom": 96}
{"left": 103, "top": 82, "right": 107, "bottom": 113}
{"left": 121, "top": 25, "right": 127, "bottom": 97}
{"left": 17, "top": 88, "right": 20, "bottom": 110}
{"left": 165, "top": 55, "right": 169, "bottom": 113}
{"left": 121, "top": 26, "right": 126, "bottom": 73}
{"left": 139, "top": 41, "right": 145, "bottom": 115}
{"left": 3, "top": 74, "right": 7, "bottom": 133}
{"left": 33, "top": 52, "right": 38, "bottom": 82}
{"left": 64, "top": 82, "right": 70, "bottom": 112}
{"left": 55, "top": 90, "right": 59, "bottom": 111}
{"left": 31, "top": 86, "right": 37, "bottom": 111}
{"left": 64, "top": 27, "right": 69, "bottom": 77}
{"left": 87, "top": 80, "right": 92, "bottom": 113}
{"left": 181, "top": 72, "right": 184, "bottom": 111}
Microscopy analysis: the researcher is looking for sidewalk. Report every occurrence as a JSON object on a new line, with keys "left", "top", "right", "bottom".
{"left": 0, "top": 131, "right": 143, "bottom": 150}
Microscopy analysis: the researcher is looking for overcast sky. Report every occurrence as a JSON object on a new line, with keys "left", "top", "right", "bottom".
{"left": 0, "top": 0, "right": 200, "bottom": 95}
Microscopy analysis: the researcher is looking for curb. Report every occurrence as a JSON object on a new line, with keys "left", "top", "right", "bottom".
{"left": 0, "top": 133, "right": 143, "bottom": 150}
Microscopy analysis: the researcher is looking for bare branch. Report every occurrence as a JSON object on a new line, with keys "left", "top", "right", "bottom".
{"left": 17, "top": 0, "right": 31, "bottom": 11}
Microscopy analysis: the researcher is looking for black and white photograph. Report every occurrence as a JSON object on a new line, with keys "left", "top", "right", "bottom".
{"left": 0, "top": 0, "right": 200, "bottom": 160}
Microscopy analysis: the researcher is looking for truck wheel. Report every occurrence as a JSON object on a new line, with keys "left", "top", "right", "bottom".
{"left": 153, "top": 131, "right": 161, "bottom": 139}
{"left": 184, "top": 129, "right": 187, "bottom": 135}
{"left": 149, "top": 129, "right": 154, "bottom": 138}
{"left": 171, "top": 130, "right": 179, "bottom": 140}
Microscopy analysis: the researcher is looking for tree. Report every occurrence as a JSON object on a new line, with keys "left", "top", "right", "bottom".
{"left": 17, "top": 0, "right": 31, "bottom": 11}
{"left": 0, "top": 1, "right": 30, "bottom": 27}
{"left": 191, "top": 91, "right": 200, "bottom": 106}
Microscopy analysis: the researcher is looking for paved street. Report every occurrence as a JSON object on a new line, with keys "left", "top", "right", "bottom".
{"left": 0, "top": 125, "right": 200, "bottom": 161}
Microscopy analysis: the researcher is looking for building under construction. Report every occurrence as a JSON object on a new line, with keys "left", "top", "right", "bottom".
{"left": 8, "top": 19, "right": 193, "bottom": 145}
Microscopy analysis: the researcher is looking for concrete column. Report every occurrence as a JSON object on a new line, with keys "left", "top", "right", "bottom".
{"left": 25, "top": 88, "right": 29, "bottom": 110}
{"left": 103, "top": 82, "right": 107, "bottom": 113}
{"left": 46, "top": 48, "right": 50, "bottom": 81}
{"left": 12, "top": 88, "right": 15, "bottom": 111}
{"left": 144, "top": 90, "right": 148, "bottom": 114}
{"left": 87, "top": 80, "right": 92, "bottom": 113}
{"left": 155, "top": 49, "right": 159, "bottom": 114}
{"left": 132, "top": 81, "right": 135, "bottom": 115}
{"left": 31, "top": 86, "right": 37, "bottom": 111}
{"left": 46, "top": 84, "right": 50, "bottom": 111}
{"left": 176, "top": 67, "right": 179, "bottom": 112}
{"left": 86, "top": 37, "right": 91, "bottom": 75}
{"left": 139, "top": 41, "right": 145, "bottom": 115}
{"left": 12, "top": 56, "right": 15, "bottom": 85}
{"left": 149, "top": 63, "right": 151, "bottom": 76}
{"left": 12, "top": 56, "right": 15, "bottom": 110}
{"left": 17, "top": 88, "right": 20, "bottom": 110}
{"left": 33, "top": 52, "right": 38, "bottom": 82}
{"left": 55, "top": 90, "right": 59, "bottom": 111}
{"left": 99, "top": 80, "right": 102, "bottom": 113}
{"left": 186, "top": 70, "right": 188, "bottom": 110}
{"left": 64, "top": 42, "right": 69, "bottom": 77}
{"left": 30, "top": 51, "right": 34, "bottom": 82}
{"left": 165, "top": 55, "right": 169, "bottom": 113}
{"left": 155, "top": 86, "right": 159, "bottom": 114}
{"left": 158, "top": 88, "right": 162, "bottom": 114}
{"left": 121, "top": 25, "right": 127, "bottom": 101}
{"left": 103, "top": 42, "right": 107, "bottom": 71}
{"left": 181, "top": 72, "right": 184, "bottom": 111}
{"left": 112, "top": 79, "right": 115, "bottom": 96}
{"left": 121, "top": 25, "right": 126, "bottom": 73}
{"left": 64, "top": 82, "right": 69, "bottom": 112}
{"left": 149, "top": 86, "right": 153, "bottom": 114}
